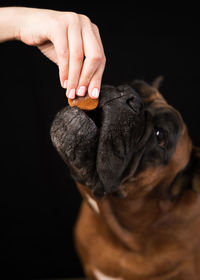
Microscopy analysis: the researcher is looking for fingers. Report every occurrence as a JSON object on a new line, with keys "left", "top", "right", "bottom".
{"left": 86, "top": 23, "right": 106, "bottom": 99}
{"left": 77, "top": 17, "right": 106, "bottom": 99}
{"left": 87, "top": 60, "right": 106, "bottom": 99}
{"left": 53, "top": 27, "right": 69, "bottom": 88}
{"left": 52, "top": 13, "right": 106, "bottom": 99}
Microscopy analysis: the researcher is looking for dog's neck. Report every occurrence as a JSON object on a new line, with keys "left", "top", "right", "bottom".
{"left": 100, "top": 186, "right": 198, "bottom": 253}
{"left": 100, "top": 192, "right": 165, "bottom": 252}
{"left": 77, "top": 181, "right": 176, "bottom": 252}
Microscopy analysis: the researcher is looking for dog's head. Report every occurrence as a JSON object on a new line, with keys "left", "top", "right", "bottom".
{"left": 51, "top": 78, "right": 200, "bottom": 199}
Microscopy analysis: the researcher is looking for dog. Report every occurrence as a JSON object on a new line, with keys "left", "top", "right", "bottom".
{"left": 50, "top": 78, "right": 200, "bottom": 280}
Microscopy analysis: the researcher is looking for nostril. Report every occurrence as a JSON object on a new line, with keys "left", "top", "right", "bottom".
{"left": 127, "top": 97, "right": 135, "bottom": 110}
{"left": 126, "top": 97, "right": 143, "bottom": 114}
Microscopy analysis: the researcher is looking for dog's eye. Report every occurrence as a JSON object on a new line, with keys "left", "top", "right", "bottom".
{"left": 154, "top": 127, "right": 168, "bottom": 149}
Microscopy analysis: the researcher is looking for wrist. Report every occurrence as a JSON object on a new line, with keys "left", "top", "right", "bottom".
{"left": 0, "top": 7, "right": 25, "bottom": 42}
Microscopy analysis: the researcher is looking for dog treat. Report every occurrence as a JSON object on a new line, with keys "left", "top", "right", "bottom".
{"left": 68, "top": 93, "right": 99, "bottom": 111}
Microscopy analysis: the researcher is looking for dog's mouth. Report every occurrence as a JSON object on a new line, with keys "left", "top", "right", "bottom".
{"left": 86, "top": 107, "right": 102, "bottom": 130}
{"left": 51, "top": 84, "right": 150, "bottom": 197}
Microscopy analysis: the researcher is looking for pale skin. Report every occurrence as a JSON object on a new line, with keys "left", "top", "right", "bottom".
{"left": 0, "top": 7, "right": 106, "bottom": 99}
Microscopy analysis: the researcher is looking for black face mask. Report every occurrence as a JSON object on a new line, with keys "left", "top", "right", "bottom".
{"left": 51, "top": 84, "right": 146, "bottom": 197}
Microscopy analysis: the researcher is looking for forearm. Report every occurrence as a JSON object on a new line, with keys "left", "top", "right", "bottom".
{"left": 0, "top": 7, "right": 21, "bottom": 43}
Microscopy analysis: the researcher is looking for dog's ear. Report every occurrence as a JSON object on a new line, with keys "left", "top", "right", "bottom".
{"left": 151, "top": 76, "right": 164, "bottom": 90}
{"left": 169, "top": 147, "right": 200, "bottom": 200}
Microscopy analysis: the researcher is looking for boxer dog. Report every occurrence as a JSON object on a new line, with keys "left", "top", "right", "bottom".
{"left": 50, "top": 79, "right": 200, "bottom": 280}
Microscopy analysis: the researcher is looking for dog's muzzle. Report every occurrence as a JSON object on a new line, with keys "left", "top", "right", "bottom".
{"left": 51, "top": 84, "right": 145, "bottom": 197}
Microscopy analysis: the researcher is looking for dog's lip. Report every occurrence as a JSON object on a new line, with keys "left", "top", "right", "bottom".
{"left": 120, "top": 111, "right": 153, "bottom": 184}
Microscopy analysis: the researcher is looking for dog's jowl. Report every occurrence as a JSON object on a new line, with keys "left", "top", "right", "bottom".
{"left": 51, "top": 79, "right": 200, "bottom": 280}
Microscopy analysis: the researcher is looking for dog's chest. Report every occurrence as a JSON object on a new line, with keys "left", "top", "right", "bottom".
{"left": 94, "top": 268, "right": 123, "bottom": 280}
{"left": 86, "top": 194, "right": 100, "bottom": 214}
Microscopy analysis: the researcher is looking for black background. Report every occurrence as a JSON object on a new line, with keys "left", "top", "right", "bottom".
{"left": 1, "top": 2, "right": 200, "bottom": 279}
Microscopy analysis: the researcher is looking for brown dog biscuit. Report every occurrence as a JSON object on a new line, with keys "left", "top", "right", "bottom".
{"left": 68, "top": 93, "right": 99, "bottom": 111}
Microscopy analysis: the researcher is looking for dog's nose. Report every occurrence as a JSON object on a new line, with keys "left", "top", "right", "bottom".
{"left": 99, "top": 84, "right": 143, "bottom": 115}
{"left": 126, "top": 94, "right": 143, "bottom": 115}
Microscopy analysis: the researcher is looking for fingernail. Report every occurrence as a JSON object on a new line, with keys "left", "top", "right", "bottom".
{"left": 91, "top": 88, "right": 99, "bottom": 99}
{"left": 63, "top": 80, "right": 68, "bottom": 89}
{"left": 77, "top": 86, "right": 86, "bottom": 96}
{"left": 68, "top": 88, "right": 76, "bottom": 99}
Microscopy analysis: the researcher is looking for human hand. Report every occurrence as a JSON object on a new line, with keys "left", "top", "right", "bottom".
{"left": 1, "top": 7, "right": 106, "bottom": 99}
